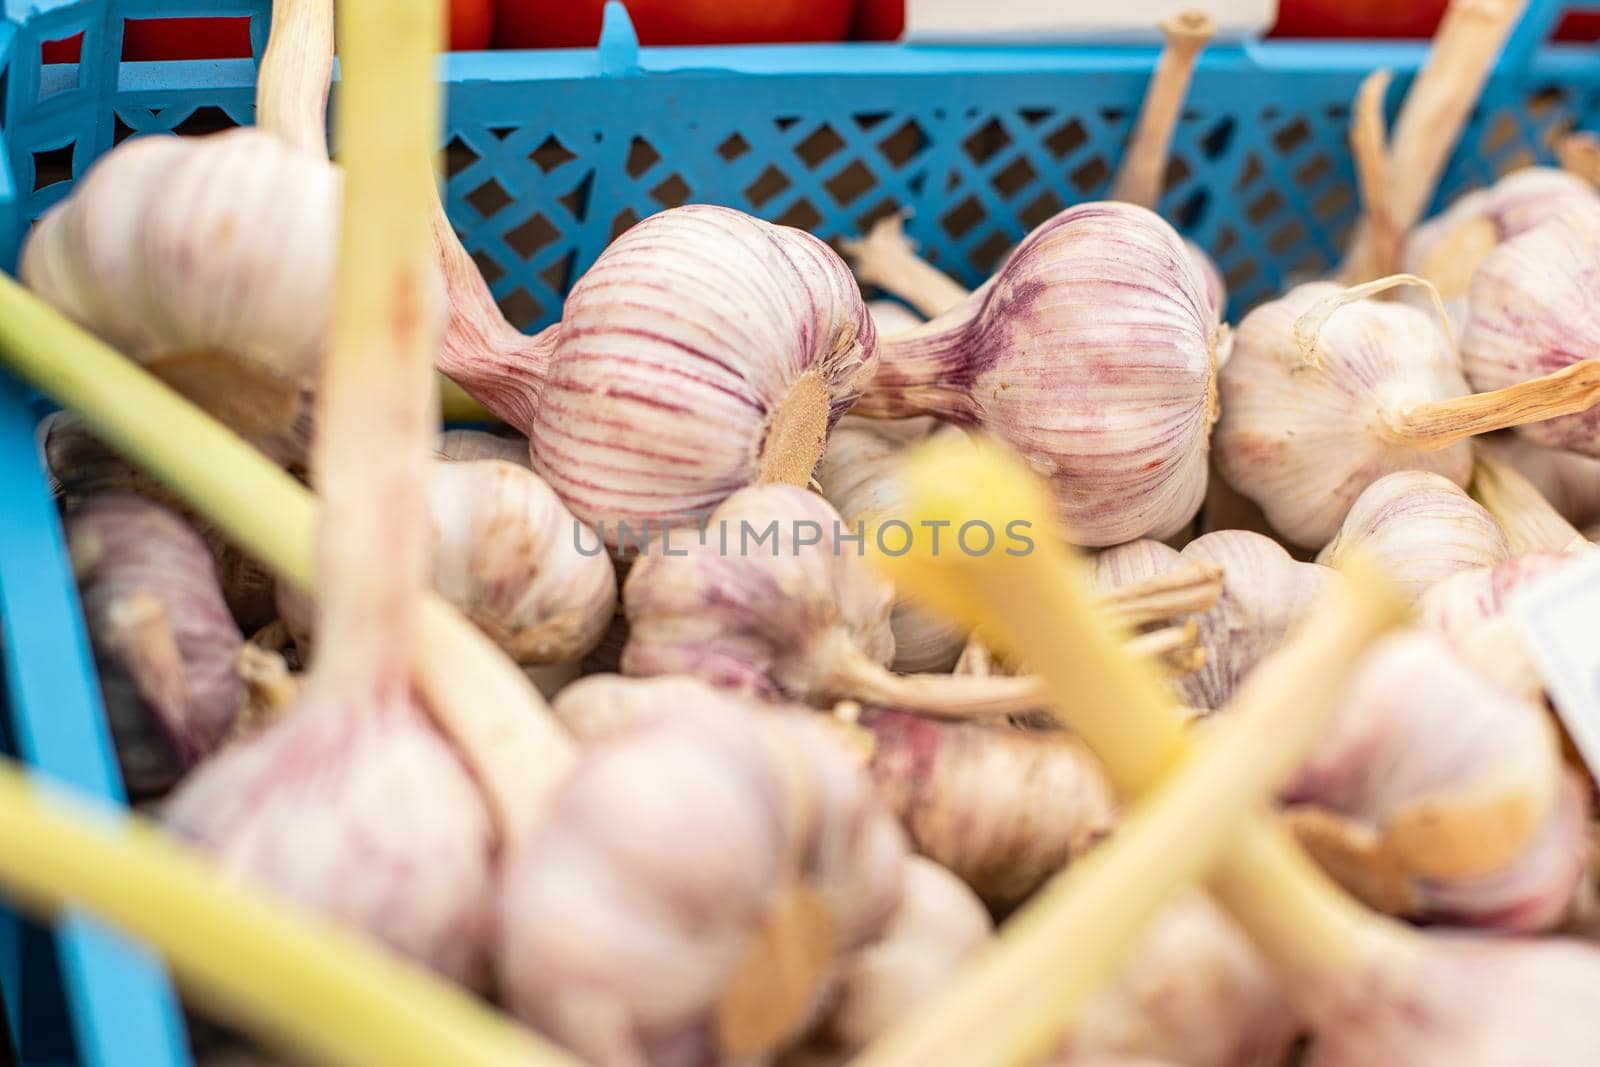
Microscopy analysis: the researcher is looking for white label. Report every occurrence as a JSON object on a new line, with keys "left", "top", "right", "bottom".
{"left": 903, "top": 0, "right": 1275, "bottom": 42}
{"left": 1510, "top": 550, "right": 1600, "bottom": 779}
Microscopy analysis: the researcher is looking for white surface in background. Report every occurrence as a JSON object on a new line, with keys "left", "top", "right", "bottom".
{"left": 1512, "top": 549, "right": 1600, "bottom": 781}
{"left": 903, "top": 0, "right": 1276, "bottom": 42}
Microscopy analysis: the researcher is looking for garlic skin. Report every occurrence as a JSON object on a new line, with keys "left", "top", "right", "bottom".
{"left": 1177, "top": 531, "right": 1331, "bottom": 712}
{"left": 1417, "top": 552, "right": 1574, "bottom": 702}
{"left": 1461, "top": 204, "right": 1600, "bottom": 455}
{"left": 1064, "top": 893, "right": 1298, "bottom": 1067}
{"left": 1215, "top": 281, "right": 1472, "bottom": 547}
{"left": 1488, "top": 436, "right": 1600, "bottom": 528}
{"left": 525, "top": 205, "right": 878, "bottom": 546}
{"left": 622, "top": 484, "right": 896, "bottom": 703}
{"left": 858, "top": 202, "right": 1218, "bottom": 546}
{"left": 1090, "top": 540, "right": 1181, "bottom": 590}
{"left": 67, "top": 495, "right": 245, "bottom": 796}
{"left": 435, "top": 428, "right": 532, "bottom": 467}
{"left": 428, "top": 460, "right": 616, "bottom": 664}
{"left": 21, "top": 131, "right": 340, "bottom": 453}
{"left": 816, "top": 418, "right": 967, "bottom": 673}
{"left": 1286, "top": 632, "right": 1588, "bottom": 931}
{"left": 857, "top": 707, "right": 1116, "bottom": 911}
{"left": 163, "top": 682, "right": 496, "bottom": 986}
{"left": 500, "top": 687, "right": 907, "bottom": 1067}
{"left": 866, "top": 300, "right": 924, "bottom": 337}
{"left": 1317, "top": 470, "right": 1510, "bottom": 601}
{"left": 1402, "top": 166, "right": 1599, "bottom": 329}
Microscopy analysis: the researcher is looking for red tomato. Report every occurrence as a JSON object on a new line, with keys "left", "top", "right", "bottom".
{"left": 850, "top": 0, "right": 904, "bottom": 41}
{"left": 493, "top": 0, "right": 854, "bottom": 48}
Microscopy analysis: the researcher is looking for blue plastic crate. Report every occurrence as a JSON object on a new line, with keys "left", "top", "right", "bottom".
{"left": 0, "top": 1, "right": 1596, "bottom": 1063}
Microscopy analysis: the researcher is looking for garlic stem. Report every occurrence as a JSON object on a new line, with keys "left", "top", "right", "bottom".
{"left": 1344, "top": 70, "right": 1400, "bottom": 284}
{"left": 0, "top": 275, "right": 576, "bottom": 846}
{"left": 1125, "top": 619, "right": 1201, "bottom": 667}
{"left": 255, "top": 0, "right": 336, "bottom": 158}
{"left": 1470, "top": 448, "right": 1591, "bottom": 553}
{"left": 1096, "top": 559, "right": 1223, "bottom": 629}
{"left": 1557, "top": 132, "right": 1600, "bottom": 187}
{"left": 1293, "top": 273, "right": 1456, "bottom": 369}
{"left": 0, "top": 758, "right": 573, "bottom": 1067}
{"left": 1342, "top": 0, "right": 1530, "bottom": 275}
{"left": 1111, "top": 12, "right": 1215, "bottom": 211}
{"left": 1381, "top": 359, "right": 1600, "bottom": 452}
{"left": 840, "top": 214, "right": 972, "bottom": 319}
{"left": 827, "top": 646, "right": 1046, "bottom": 718}
{"left": 310, "top": 0, "right": 441, "bottom": 697}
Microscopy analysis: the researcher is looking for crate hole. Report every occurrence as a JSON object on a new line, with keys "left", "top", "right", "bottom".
{"left": 1267, "top": 218, "right": 1305, "bottom": 256}
{"left": 539, "top": 251, "right": 577, "bottom": 295}
{"left": 1069, "top": 155, "right": 1111, "bottom": 195}
{"left": 993, "top": 156, "right": 1037, "bottom": 199}
{"left": 505, "top": 213, "right": 559, "bottom": 259}
{"left": 32, "top": 142, "right": 74, "bottom": 192}
{"left": 774, "top": 116, "right": 802, "bottom": 133}
{"left": 962, "top": 118, "right": 1012, "bottom": 166}
{"left": 0, "top": 66, "right": 9, "bottom": 126}
{"left": 717, "top": 132, "right": 751, "bottom": 162}
{"left": 445, "top": 135, "right": 480, "bottom": 178}
{"left": 970, "top": 230, "right": 1013, "bottom": 273}
{"left": 1323, "top": 103, "right": 1349, "bottom": 122}
{"left": 1173, "top": 188, "right": 1210, "bottom": 230}
{"left": 1214, "top": 225, "right": 1238, "bottom": 256}
{"left": 907, "top": 172, "right": 927, "bottom": 196}
{"left": 1495, "top": 149, "right": 1536, "bottom": 174}
{"left": 1245, "top": 189, "right": 1284, "bottom": 224}
{"left": 609, "top": 207, "right": 642, "bottom": 242}
{"left": 1271, "top": 117, "right": 1311, "bottom": 155}
{"left": 1166, "top": 154, "right": 1192, "bottom": 188}
{"left": 113, "top": 112, "right": 137, "bottom": 145}
{"left": 37, "top": 35, "right": 81, "bottom": 100}
{"left": 1099, "top": 107, "right": 1129, "bottom": 126}
{"left": 1200, "top": 117, "right": 1236, "bottom": 160}
{"left": 625, "top": 136, "right": 661, "bottom": 179}
{"left": 940, "top": 196, "right": 984, "bottom": 239}
{"left": 855, "top": 198, "right": 901, "bottom": 233}
{"left": 1481, "top": 112, "right": 1520, "bottom": 155}
{"left": 499, "top": 289, "right": 543, "bottom": 330}
{"left": 473, "top": 250, "right": 506, "bottom": 287}
{"left": 529, "top": 134, "right": 577, "bottom": 174}
{"left": 878, "top": 118, "right": 928, "bottom": 168}
{"left": 1294, "top": 154, "right": 1332, "bottom": 187}
{"left": 824, "top": 160, "right": 875, "bottom": 207}
{"left": 853, "top": 111, "right": 891, "bottom": 131}
{"left": 1312, "top": 184, "right": 1352, "bottom": 221}
{"left": 775, "top": 198, "right": 823, "bottom": 232}
{"left": 1234, "top": 153, "right": 1264, "bottom": 192}
{"left": 1044, "top": 118, "right": 1088, "bottom": 160}
{"left": 466, "top": 178, "right": 513, "bottom": 219}
{"left": 1527, "top": 85, "right": 1566, "bottom": 119}
{"left": 170, "top": 105, "right": 235, "bottom": 137}
{"left": 559, "top": 172, "right": 595, "bottom": 220}
{"left": 121, "top": 17, "right": 251, "bottom": 61}
{"left": 796, "top": 125, "right": 845, "bottom": 167}
{"left": 1291, "top": 251, "right": 1323, "bottom": 277}
{"left": 1224, "top": 258, "right": 1259, "bottom": 291}
{"left": 1020, "top": 189, "right": 1064, "bottom": 230}
{"left": 1019, "top": 107, "right": 1054, "bottom": 128}
{"left": 650, "top": 173, "right": 692, "bottom": 209}
{"left": 744, "top": 165, "right": 791, "bottom": 208}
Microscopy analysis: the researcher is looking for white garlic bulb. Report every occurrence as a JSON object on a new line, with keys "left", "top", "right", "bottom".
{"left": 428, "top": 459, "right": 616, "bottom": 664}
{"left": 1177, "top": 531, "right": 1331, "bottom": 711}
{"left": 855, "top": 202, "right": 1219, "bottom": 546}
{"left": 816, "top": 417, "right": 967, "bottom": 673}
{"left": 1090, "top": 540, "right": 1181, "bottom": 590}
{"left": 1317, "top": 470, "right": 1510, "bottom": 601}
{"left": 435, "top": 428, "right": 532, "bottom": 467}
{"left": 1417, "top": 552, "right": 1574, "bottom": 702}
{"left": 515, "top": 205, "right": 877, "bottom": 546}
{"left": 1214, "top": 280, "right": 1473, "bottom": 547}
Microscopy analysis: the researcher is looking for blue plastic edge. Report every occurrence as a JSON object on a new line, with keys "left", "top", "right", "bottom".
{"left": 0, "top": 18, "right": 17, "bottom": 272}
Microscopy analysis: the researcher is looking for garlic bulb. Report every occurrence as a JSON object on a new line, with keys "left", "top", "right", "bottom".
{"left": 1402, "top": 166, "right": 1599, "bottom": 328}
{"left": 855, "top": 706, "right": 1116, "bottom": 910}
{"left": 1317, "top": 470, "right": 1510, "bottom": 601}
{"left": 816, "top": 417, "right": 967, "bottom": 673}
{"left": 1063, "top": 893, "right": 1297, "bottom": 1067}
{"left": 854, "top": 202, "right": 1219, "bottom": 546}
{"left": 506, "top": 205, "right": 877, "bottom": 545}
{"left": 67, "top": 495, "right": 245, "bottom": 796}
{"left": 1177, "top": 531, "right": 1331, "bottom": 712}
{"left": 503, "top": 678, "right": 907, "bottom": 1066}
{"left": 1462, "top": 203, "right": 1600, "bottom": 455}
{"left": 789, "top": 856, "right": 992, "bottom": 1065}
{"left": 428, "top": 459, "right": 616, "bottom": 664}
{"left": 1286, "top": 632, "right": 1588, "bottom": 931}
{"left": 1418, "top": 552, "right": 1574, "bottom": 702}
{"left": 1487, "top": 435, "right": 1600, "bottom": 528}
{"left": 622, "top": 484, "right": 1043, "bottom": 717}
{"left": 866, "top": 300, "right": 924, "bottom": 337}
{"left": 435, "top": 428, "right": 532, "bottom": 467}
{"left": 1089, "top": 540, "right": 1180, "bottom": 590}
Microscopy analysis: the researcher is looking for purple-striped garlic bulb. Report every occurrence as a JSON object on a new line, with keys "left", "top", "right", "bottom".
{"left": 1461, "top": 203, "right": 1600, "bottom": 456}
{"left": 621, "top": 484, "right": 1046, "bottom": 718}
{"left": 1286, "top": 632, "right": 1589, "bottom": 931}
{"left": 505, "top": 206, "right": 877, "bottom": 545}
{"left": 1418, "top": 552, "right": 1575, "bottom": 702}
{"left": 1063, "top": 893, "right": 1297, "bottom": 1067}
{"left": 816, "top": 418, "right": 968, "bottom": 673}
{"left": 506, "top": 673, "right": 908, "bottom": 1066}
{"left": 1176, "top": 531, "right": 1331, "bottom": 712}
{"left": 853, "top": 202, "right": 1220, "bottom": 546}
{"left": 787, "top": 856, "right": 992, "bottom": 1066}
{"left": 1487, "top": 436, "right": 1600, "bottom": 529}
{"left": 853, "top": 706, "right": 1116, "bottom": 911}
{"left": 67, "top": 495, "right": 245, "bottom": 796}
{"left": 1402, "top": 166, "right": 1599, "bottom": 329}
{"left": 1317, "top": 470, "right": 1510, "bottom": 601}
